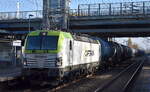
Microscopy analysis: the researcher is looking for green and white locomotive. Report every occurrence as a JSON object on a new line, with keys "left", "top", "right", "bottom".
{"left": 23, "top": 30, "right": 100, "bottom": 82}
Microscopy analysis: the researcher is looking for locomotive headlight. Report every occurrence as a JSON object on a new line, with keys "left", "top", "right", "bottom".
{"left": 23, "top": 62, "right": 27, "bottom": 66}
{"left": 23, "top": 58, "right": 27, "bottom": 66}
{"left": 56, "top": 57, "right": 63, "bottom": 66}
{"left": 57, "top": 52, "right": 63, "bottom": 57}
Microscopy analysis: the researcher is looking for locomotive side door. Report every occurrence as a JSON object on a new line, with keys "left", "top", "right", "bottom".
{"left": 69, "top": 40, "right": 73, "bottom": 66}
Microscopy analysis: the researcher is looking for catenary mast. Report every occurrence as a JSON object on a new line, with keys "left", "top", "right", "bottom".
{"left": 43, "top": 0, "right": 71, "bottom": 31}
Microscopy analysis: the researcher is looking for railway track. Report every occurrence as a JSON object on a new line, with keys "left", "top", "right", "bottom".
{"left": 95, "top": 57, "right": 146, "bottom": 92}
{"left": 0, "top": 56, "right": 146, "bottom": 92}
{"left": 50, "top": 57, "right": 146, "bottom": 92}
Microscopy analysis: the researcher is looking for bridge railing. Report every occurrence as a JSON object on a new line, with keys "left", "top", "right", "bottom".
{"left": 0, "top": 10, "right": 43, "bottom": 20}
{"left": 1, "top": 1, "right": 150, "bottom": 20}
{"left": 70, "top": 1, "right": 150, "bottom": 16}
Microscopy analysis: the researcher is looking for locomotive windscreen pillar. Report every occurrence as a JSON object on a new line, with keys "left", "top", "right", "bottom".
{"left": 43, "top": 0, "right": 71, "bottom": 31}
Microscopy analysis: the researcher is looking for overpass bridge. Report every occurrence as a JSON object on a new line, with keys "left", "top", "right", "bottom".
{"left": 0, "top": 1, "right": 150, "bottom": 37}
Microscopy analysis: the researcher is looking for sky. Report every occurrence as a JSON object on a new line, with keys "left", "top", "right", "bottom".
{"left": 0, "top": 0, "right": 43, "bottom": 12}
{"left": 0, "top": 0, "right": 149, "bottom": 12}
{"left": 115, "top": 37, "right": 149, "bottom": 50}
{"left": 0, "top": 0, "right": 149, "bottom": 50}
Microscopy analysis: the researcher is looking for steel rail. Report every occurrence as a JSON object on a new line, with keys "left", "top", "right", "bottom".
{"left": 95, "top": 57, "right": 145, "bottom": 92}
{"left": 123, "top": 58, "right": 145, "bottom": 92}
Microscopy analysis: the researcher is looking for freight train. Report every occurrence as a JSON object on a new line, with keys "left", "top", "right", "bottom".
{"left": 22, "top": 30, "right": 145, "bottom": 83}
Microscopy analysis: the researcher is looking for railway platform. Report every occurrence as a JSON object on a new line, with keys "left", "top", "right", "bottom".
{"left": 0, "top": 66, "right": 22, "bottom": 82}
{"left": 131, "top": 56, "right": 150, "bottom": 92}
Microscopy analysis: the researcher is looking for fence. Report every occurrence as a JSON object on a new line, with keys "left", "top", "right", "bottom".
{"left": 1, "top": 1, "right": 150, "bottom": 20}
{"left": 70, "top": 1, "right": 150, "bottom": 16}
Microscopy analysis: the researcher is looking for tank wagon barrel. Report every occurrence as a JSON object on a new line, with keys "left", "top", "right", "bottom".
{"left": 91, "top": 37, "right": 145, "bottom": 66}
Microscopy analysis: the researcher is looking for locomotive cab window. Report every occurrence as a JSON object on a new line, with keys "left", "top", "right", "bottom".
{"left": 41, "top": 36, "right": 59, "bottom": 50}
{"left": 26, "top": 36, "right": 41, "bottom": 50}
{"left": 26, "top": 36, "right": 59, "bottom": 50}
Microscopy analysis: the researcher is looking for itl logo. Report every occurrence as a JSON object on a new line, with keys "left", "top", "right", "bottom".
{"left": 84, "top": 50, "right": 94, "bottom": 57}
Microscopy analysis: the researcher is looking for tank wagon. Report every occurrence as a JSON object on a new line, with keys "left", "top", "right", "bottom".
{"left": 23, "top": 30, "right": 145, "bottom": 83}
{"left": 92, "top": 38, "right": 137, "bottom": 66}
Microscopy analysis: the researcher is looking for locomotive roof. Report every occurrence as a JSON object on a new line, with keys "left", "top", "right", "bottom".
{"left": 28, "top": 30, "right": 73, "bottom": 39}
{"left": 28, "top": 30, "right": 99, "bottom": 44}
{"left": 72, "top": 35, "right": 99, "bottom": 44}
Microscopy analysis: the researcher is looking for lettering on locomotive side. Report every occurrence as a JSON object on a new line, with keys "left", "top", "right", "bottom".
{"left": 84, "top": 50, "right": 94, "bottom": 57}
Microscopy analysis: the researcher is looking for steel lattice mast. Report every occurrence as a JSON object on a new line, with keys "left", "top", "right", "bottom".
{"left": 43, "top": 0, "right": 71, "bottom": 31}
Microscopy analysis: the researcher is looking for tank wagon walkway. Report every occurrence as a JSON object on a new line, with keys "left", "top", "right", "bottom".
{"left": 131, "top": 56, "right": 150, "bottom": 92}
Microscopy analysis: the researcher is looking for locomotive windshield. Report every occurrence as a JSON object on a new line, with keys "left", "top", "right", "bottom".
{"left": 41, "top": 36, "right": 58, "bottom": 50}
{"left": 26, "top": 36, "right": 59, "bottom": 50}
{"left": 26, "top": 36, "right": 41, "bottom": 50}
